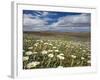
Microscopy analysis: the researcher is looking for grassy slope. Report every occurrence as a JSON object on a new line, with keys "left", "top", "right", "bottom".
{"left": 23, "top": 31, "right": 90, "bottom": 41}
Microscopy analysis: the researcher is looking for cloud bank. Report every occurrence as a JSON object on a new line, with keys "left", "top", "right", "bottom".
{"left": 23, "top": 10, "right": 91, "bottom": 32}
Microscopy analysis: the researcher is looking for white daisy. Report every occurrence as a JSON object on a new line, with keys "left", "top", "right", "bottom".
{"left": 81, "top": 57, "right": 85, "bottom": 60}
{"left": 57, "top": 55, "right": 65, "bottom": 60}
{"left": 49, "top": 43, "right": 53, "bottom": 46}
{"left": 34, "top": 43, "right": 39, "bottom": 47}
{"left": 80, "top": 48, "right": 82, "bottom": 49}
{"left": 71, "top": 55, "right": 76, "bottom": 59}
{"left": 33, "top": 52, "right": 38, "bottom": 54}
{"left": 40, "top": 40, "right": 43, "bottom": 43}
{"left": 27, "top": 61, "right": 40, "bottom": 68}
{"left": 53, "top": 47, "right": 57, "bottom": 49}
{"left": 54, "top": 50, "right": 59, "bottom": 52}
{"left": 87, "top": 60, "right": 91, "bottom": 64}
{"left": 48, "top": 50, "right": 53, "bottom": 53}
{"left": 41, "top": 50, "right": 48, "bottom": 55}
{"left": 25, "top": 51, "right": 33, "bottom": 55}
{"left": 57, "top": 66, "right": 64, "bottom": 68}
{"left": 48, "top": 54, "right": 54, "bottom": 58}
{"left": 44, "top": 42, "right": 48, "bottom": 45}
{"left": 83, "top": 50, "right": 86, "bottom": 52}
{"left": 59, "top": 53, "right": 64, "bottom": 56}
{"left": 23, "top": 56, "right": 29, "bottom": 61}
{"left": 36, "top": 40, "right": 40, "bottom": 42}
{"left": 28, "top": 47, "right": 33, "bottom": 50}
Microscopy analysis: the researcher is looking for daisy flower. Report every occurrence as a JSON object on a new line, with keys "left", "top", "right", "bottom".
{"left": 71, "top": 55, "right": 76, "bottom": 59}
{"left": 23, "top": 56, "right": 29, "bottom": 61}
{"left": 41, "top": 50, "right": 48, "bottom": 55}
{"left": 28, "top": 47, "right": 33, "bottom": 50}
{"left": 25, "top": 51, "right": 33, "bottom": 56}
{"left": 27, "top": 61, "right": 40, "bottom": 69}
{"left": 81, "top": 57, "right": 85, "bottom": 60}
{"left": 57, "top": 55, "right": 65, "bottom": 60}
{"left": 48, "top": 54, "right": 54, "bottom": 58}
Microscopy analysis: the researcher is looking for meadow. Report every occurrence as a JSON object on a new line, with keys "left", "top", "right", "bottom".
{"left": 23, "top": 31, "right": 91, "bottom": 69}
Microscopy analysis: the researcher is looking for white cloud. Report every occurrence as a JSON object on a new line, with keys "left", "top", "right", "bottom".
{"left": 23, "top": 14, "right": 48, "bottom": 26}
{"left": 42, "top": 12, "right": 49, "bottom": 16}
{"left": 23, "top": 14, "right": 35, "bottom": 18}
{"left": 23, "top": 12, "right": 90, "bottom": 32}
{"left": 32, "top": 11, "right": 49, "bottom": 17}
{"left": 34, "top": 11, "right": 57, "bottom": 17}
{"left": 51, "top": 13, "right": 90, "bottom": 27}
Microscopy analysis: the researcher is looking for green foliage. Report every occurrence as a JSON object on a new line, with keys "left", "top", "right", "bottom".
{"left": 23, "top": 38, "right": 91, "bottom": 69}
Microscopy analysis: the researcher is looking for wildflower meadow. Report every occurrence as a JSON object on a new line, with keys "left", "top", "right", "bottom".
{"left": 23, "top": 33, "right": 91, "bottom": 69}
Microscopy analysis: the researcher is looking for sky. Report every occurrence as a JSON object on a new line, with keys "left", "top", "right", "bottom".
{"left": 23, "top": 10, "right": 91, "bottom": 32}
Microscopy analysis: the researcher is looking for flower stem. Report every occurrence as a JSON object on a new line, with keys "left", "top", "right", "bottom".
{"left": 71, "top": 59, "right": 74, "bottom": 67}
{"left": 81, "top": 61, "right": 83, "bottom": 66}
{"left": 47, "top": 58, "right": 51, "bottom": 68}
{"left": 60, "top": 60, "right": 62, "bottom": 66}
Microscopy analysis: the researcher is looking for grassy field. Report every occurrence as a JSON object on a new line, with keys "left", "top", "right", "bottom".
{"left": 23, "top": 31, "right": 91, "bottom": 69}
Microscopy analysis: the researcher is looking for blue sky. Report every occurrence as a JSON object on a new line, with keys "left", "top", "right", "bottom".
{"left": 23, "top": 10, "right": 91, "bottom": 32}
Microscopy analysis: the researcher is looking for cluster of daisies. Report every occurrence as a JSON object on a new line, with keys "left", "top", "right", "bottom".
{"left": 23, "top": 40, "right": 91, "bottom": 69}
